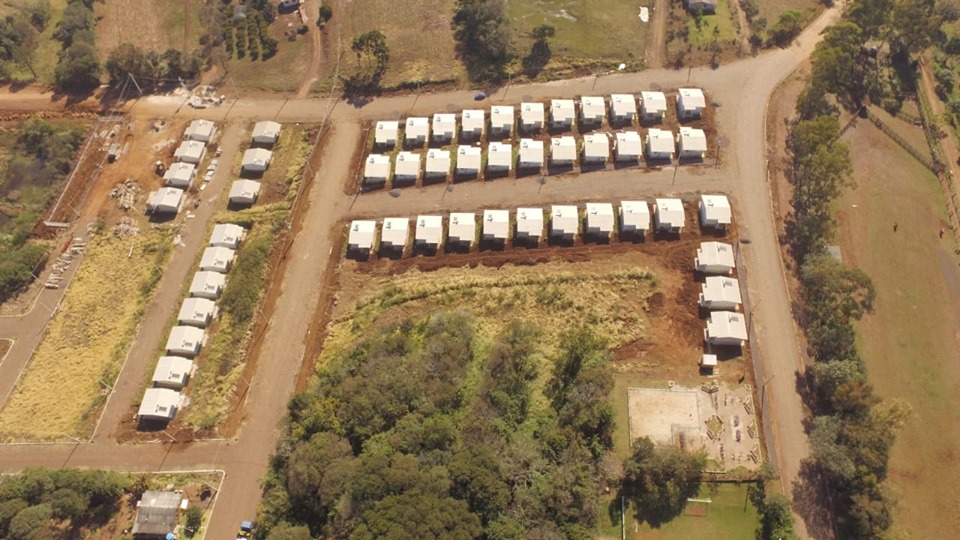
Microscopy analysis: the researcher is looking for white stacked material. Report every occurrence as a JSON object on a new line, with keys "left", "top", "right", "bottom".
{"left": 550, "top": 205, "right": 579, "bottom": 238}
{"left": 448, "top": 212, "right": 476, "bottom": 245}
{"left": 615, "top": 131, "right": 643, "bottom": 162}
{"left": 705, "top": 311, "right": 748, "bottom": 346}
{"left": 585, "top": 203, "right": 615, "bottom": 237}
{"left": 620, "top": 201, "right": 651, "bottom": 234}
{"left": 695, "top": 241, "right": 736, "bottom": 274}
{"left": 482, "top": 209, "right": 509, "bottom": 241}
{"left": 189, "top": 271, "right": 225, "bottom": 299}
{"left": 699, "top": 194, "right": 732, "bottom": 228}
{"left": 654, "top": 198, "right": 685, "bottom": 232}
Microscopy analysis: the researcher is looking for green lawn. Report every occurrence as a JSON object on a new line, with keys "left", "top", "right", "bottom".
{"left": 686, "top": 0, "right": 736, "bottom": 47}
{"left": 0, "top": 0, "right": 68, "bottom": 84}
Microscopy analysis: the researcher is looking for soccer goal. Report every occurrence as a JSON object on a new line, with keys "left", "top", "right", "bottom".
{"left": 685, "top": 497, "right": 712, "bottom": 517}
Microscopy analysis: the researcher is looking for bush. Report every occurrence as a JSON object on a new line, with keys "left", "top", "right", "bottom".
{"left": 7, "top": 504, "right": 51, "bottom": 540}
{"left": 318, "top": 4, "right": 333, "bottom": 28}
{"left": 185, "top": 505, "right": 203, "bottom": 533}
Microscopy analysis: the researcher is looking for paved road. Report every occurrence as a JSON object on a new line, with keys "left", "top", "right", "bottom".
{"left": 0, "top": 5, "right": 843, "bottom": 538}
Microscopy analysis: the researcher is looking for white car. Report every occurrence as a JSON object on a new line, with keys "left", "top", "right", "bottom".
{"left": 204, "top": 170, "right": 215, "bottom": 182}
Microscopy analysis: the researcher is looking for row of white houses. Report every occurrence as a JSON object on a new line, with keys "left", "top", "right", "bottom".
{"left": 373, "top": 89, "right": 708, "bottom": 147}
{"left": 695, "top": 239, "right": 748, "bottom": 363}
{"left": 138, "top": 223, "right": 247, "bottom": 423}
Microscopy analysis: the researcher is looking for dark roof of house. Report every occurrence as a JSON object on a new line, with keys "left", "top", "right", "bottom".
{"left": 132, "top": 490, "right": 181, "bottom": 536}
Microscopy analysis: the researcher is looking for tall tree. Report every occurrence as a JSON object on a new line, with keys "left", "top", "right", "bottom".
{"left": 453, "top": 0, "right": 512, "bottom": 80}
{"left": 622, "top": 437, "right": 705, "bottom": 526}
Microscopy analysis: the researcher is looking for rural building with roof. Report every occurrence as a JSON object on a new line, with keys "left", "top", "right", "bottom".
{"left": 146, "top": 187, "right": 184, "bottom": 214}
{"left": 252, "top": 121, "right": 281, "bottom": 145}
{"left": 229, "top": 180, "right": 261, "bottom": 205}
{"left": 640, "top": 91, "right": 667, "bottom": 121}
{"left": 163, "top": 162, "right": 196, "bottom": 188}
{"left": 646, "top": 128, "right": 675, "bottom": 160}
{"left": 582, "top": 133, "right": 609, "bottom": 163}
{"left": 242, "top": 148, "right": 272, "bottom": 172}
{"left": 677, "top": 88, "right": 707, "bottom": 119}
{"left": 184, "top": 119, "right": 215, "bottom": 142}
{"left": 151, "top": 357, "right": 194, "bottom": 390}
{"left": 487, "top": 142, "right": 513, "bottom": 173}
{"left": 696, "top": 241, "right": 736, "bottom": 274}
{"left": 615, "top": 131, "right": 643, "bottom": 163}
{"left": 620, "top": 200, "right": 651, "bottom": 236}
{"left": 610, "top": 94, "right": 638, "bottom": 124}
{"left": 705, "top": 311, "right": 748, "bottom": 346}
{"left": 189, "top": 271, "right": 225, "bottom": 299}
{"left": 550, "top": 205, "right": 579, "bottom": 240}
{"left": 210, "top": 223, "right": 245, "bottom": 249}
{"left": 448, "top": 212, "right": 476, "bottom": 246}
{"left": 137, "top": 389, "right": 182, "bottom": 422}
{"left": 482, "top": 209, "right": 509, "bottom": 242}
{"left": 374, "top": 120, "right": 400, "bottom": 147}
{"left": 490, "top": 105, "right": 515, "bottom": 137}
{"left": 347, "top": 220, "right": 376, "bottom": 255}
{"left": 519, "top": 139, "right": 544, "bottom": 170}
{"left": 585, "top": 202, "right": 615, "bottom": 238}
{"left": 550, "top": 99, "right": 576, "bottom": 129}
{"left": 550, "top": 136, "right": 577, "bottom": 166}
{"left": 654, "top": 198, "right": 685, "bottom": 233}
{"left": 174, "top": 140, "right": 205, "bottom": 164}
{"left": 700, "top": 276, "right": 742, "bottom": 311}
{"left": 404, "top": 117, "right": 430, "bottom": 147}
{"left": 520, "top": 102, "right": 545, "bottom": 132}
{"left": 699, "top": 194, "right": 732, "bottom": 229}
{"left": 678, "top": 127, "right": 708, "bottom": 159}
{"left": 132, "top": 490, "right": 182, "bottom": 538}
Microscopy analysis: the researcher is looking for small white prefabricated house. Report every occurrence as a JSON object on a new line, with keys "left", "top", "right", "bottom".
{"left": 550, "top": 99, "right": 576, "bottom": 129}
{"left": 520, "top": 102, "right": 545, "bottom": 132}
{"left": 405, "top": 117, "right": 430, "bottom": 146}
{"left": 425, "top": 149, "right": 451, "bottom": 179}
{"left": 137, "top": 388, "right": 181, "bottom": 422}
{"left": 615, "top": 131, "right": 643, "bottom": 163}
{"left": 580, "top": 96, "right": 606, "bottom": 126}
{"left": 646, "top": 128, "right": 676, "bottom": 160}
{"left": 456, "top": 146, "right": 482, "bottom": 176}
{"left": 374, "top": 120, "right": 400, "bottom": 147}
{"left": 178, "top": 297, "right": 216, "bottom": 328}
{"left": 252, "top": 121, "right": 281, "bottom": 145}
{"left": 348, "top": 220, "right": 376, "bottom": 253}
{"left": 415, "top": 215, "right": 443, "bottom": 248}
{"left": 487, "top": 142, "right": 513, "bottom": 173}
{"left": 620, "top": 200, "right": 651, "bottom": 236}
{"left": 163, "top": 162, "right": 196, "bottom": 188}
{"left": 677, "top": 88, "right": 707, "bottom": 119}
{"left": 184, "top": 119, "right": 215, "bottom": 142}
{"left": 585, "top": 202, "right": 615, "bottom": 238}
{"left": 678, "top": 127, "right": 707, "bottom": 159}
{"left": 394, "top": 152, "right": 422, "bottom": 183}
{"left": 448, "top": 212, "right": 476, "bottom": 245}
{"left": 380, "top": 217, "right": 410, "bottom": 251}
{"left": 199, "top": 246, "right": 235, "bottom": 274}
{"left": 700, "top": 276, "right": 742, "bottom": 311}
{"left": 364, "top": 154, "right": 391, "bottom": 185}
{"left": 610, "top": 94, "right": 638, "bottom": 123}
{"left": 699, "top": 194, "right": 732, "bottom": 229}
{"left": 146, "top": 187, "right": 184, "bottom": 214}
{"left": 704, "top": 311, "right": 749, "bottom": 347}
{"left": 210, "top": 223, "right": 245, "bottom": 249}
{"left": 550, "top": 136, "right": 577, "bottom": 166}
{"left": 582, "top": 133, "right": 609, "bottom": 164}
{"left": 189, "top": 271, "right": 225, "bottom": 300}
{"left": 654, "top": 198, "right": 685, "bottom": 233}
{"left": 432, "top": 113, "right": 457, "bottom": 143}
{"left": 242, "top": 148, "right": 273, "bottom": 172}
{"left": 151, "top": 357, "right": 194, "bottom": 390}
{"left": 482, "top": 209, "right": 509, "bottom": 242}
{"left": 461, "top": 110, "right": 485, "bottom": 138}
{"left": 551, "top": 205, "right": 579, "bottom": 239}
{"left": 166, "top": 326, "right": 204, "bottom": 357}
{"left": 490, "top": 106, "right": 515, "bottom": 137}
{"left": 516, "top": 207, "right": 544, "bottom": 241}
{"left": 640, "top": 91, "right": 668, "bottom": 121}
{"left": 519, "top": 139, "right": 545, "bottom": 170}
{"left": 229, "top": 180, "right": 261, "bottom": 205}
{"left": 696, "top": 241, "right": 736, "bottom": 274}
{"left": 174, "top": 140, "right": 205, "bottom": 164}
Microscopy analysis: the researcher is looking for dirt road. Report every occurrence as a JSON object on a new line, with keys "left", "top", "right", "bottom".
{"left": 646, "top": 0, "right": 669, "bottom": 68}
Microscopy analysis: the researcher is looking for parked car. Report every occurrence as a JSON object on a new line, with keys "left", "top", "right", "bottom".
{"left": 237, "top": 520, "right": 254, "bottom": 538}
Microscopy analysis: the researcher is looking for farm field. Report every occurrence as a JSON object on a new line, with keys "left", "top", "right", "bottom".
{"left": 94, "top": 0, "right": 206, "bottom": 60}
{"left": 837, "top": 120, "right": 960, "bottom": 538}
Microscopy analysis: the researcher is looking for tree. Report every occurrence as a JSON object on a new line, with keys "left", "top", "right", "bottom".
{"left": 53, "top": 1, "right": 95, "bottom": 47}
{"left": 49, "top": 488, "right": 88, "bottom": 521}
{"left": 105, "top": 43, "right": 153, "bottom": 85}
{"left": 284, "top": 432, "right": 353, "bottom": 524}
{"left": 351, "top": 30, "right": 389, "bottom": 76}
{"left": 267, "top": 522, "right": 313, "bottom": 540}
{"left": 54, "top": 41, "right": 101, "bottom": 91}
{"left": 758, "top": 494, "right": 798, "bottom": 540}
{"left": 24, "top": 0, "right": 52, "bottom": 32}
{"left": 810, "top": 22, "right": 868, "bottom": 105}
{"left": 453, "top": 0, "right": 512, "bottom": 80}
{"left": 318, "top": 4, "right": 333, "bottom": 28}
{"left": 0, "top": 499, "right": 28, "bottom": 539}
{"left": 523, "top": 23, "right": 555, "bottom": 76}
{"left": 801, "top": 254, "right": 876, "bottom": 328}
{"left": 622, "top": 437, "right": 705, "bottom": 526}
{"left": 767, "top": 10, "right": 803, "bottom": 47}
{"left": 530, "top": 23, "right": 556, "bottom": 42}
{"left": 548, "top": 326, "right": 608, "bottom": 404}
{"left": 351, "top": 490, "right": 482, "bottom": 540}
{"left": 448, "top": 445, "right": 511, "bottom": 523}
{"left": 185, "top": 505, "right": 204, "bottom": 533}
{"left": 9, "top": 15, "right": 39, "bottom": 78}
{"left": 7, "top": 504, "right": 51, "bottom": 540}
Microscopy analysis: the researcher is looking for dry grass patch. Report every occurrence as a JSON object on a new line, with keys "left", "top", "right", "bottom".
{"left": 0, "top": 231, "right": 172, "bottom": 441}
{"left": 95, "top": 0, "right": 206, "bottom": 60}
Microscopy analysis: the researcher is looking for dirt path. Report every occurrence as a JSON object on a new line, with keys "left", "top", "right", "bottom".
{"left": 295, "top": 0, "right": 325, "bottom": 98}
{"left": 646, "top": 0, "right": 669, "bottom": 68}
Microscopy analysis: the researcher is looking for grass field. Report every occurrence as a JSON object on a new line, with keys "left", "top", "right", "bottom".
{"left": 95, "top": 0, "right": 207, "bottom": 60}
{"left": 837, "top": 121, "right": 960, "bottom": 538}
{"left": 686, "top": 0, "right": 736, "bottom": 47}
{"left": 226, "top": 34, "right": 311, "bottom": 94}
{"left": 0, "top": 231, "right": 172, "bottom": 441}
{"left": 754, "top": 0, "right": 822, "bottom": 34}
{"left": 634, "top": 483, "right": 759, "bottom": 538}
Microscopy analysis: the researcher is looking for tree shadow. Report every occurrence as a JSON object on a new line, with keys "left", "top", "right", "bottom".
{"left": 792, "top": 459, "right": 838, "bottom": 540}
{"left": 522, "top": 40, "right": 551, "bottom": 78}
{"left": 342, "top": 73, "right": 382, "bottom": 108}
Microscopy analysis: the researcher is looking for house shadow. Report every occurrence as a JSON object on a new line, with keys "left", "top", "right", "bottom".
{"left": 444, "top": 241, "right": 472, "bottom": 255}
{"left": 346, "top": 248, "right": 372, "bottom": 262}
{"left": 479, "top": 238, "right": 507, "bottom": 252}
{"left": 547, "top": 235, "right": 575, "bottom": 247}
{"left": 412, "top": 243, "right": 440, "bottom": 257}
{"left": 136, "top": 418, "right": 173, "bottom": 433}
{"left": 652, "top": 229, "right": 682, "bottom": 242}
{"left": 583, "top": 231, "right": 612, "bottom": 245}
{"left": 516, "top": 167, "right": 542, "bottom": 179}
{"left": 678, "top": 156, "right": 706, "bottom": 166}
{"left": 619, "top": 230, "right": 648, "bottom": 244}
{"left": 147, "top": 212, "right": 178, "bottom": 224}
{"left": 226, "top": 201, "right": 257, "bottom": 212}
{"left": 377, "top": 245, "right": 405, "bottom": 260}
{"left": 452, "top": 172, "right": 478, "bottom": 184}
{"left": 422, "top": 175, "right": 448, "bottom": 187}
{"left": 613, "top": 159, "right": 641, "bottom": 170}
{"left": 391, "top": 176, "right": 416, "bottom": 189}
{"left": 580, "top": 161, "right": 608, "bottom": 173}
{"left": 484, "top": 169, "right": 511, "bottom": 181}
{"left": 546, "top": 163, "right": 574, "bottom": 176}
{"left": 644, "top": 157, "right": 673, "bottom": 169}
{"left": 698, "top": 225, "right": 729, "bottom": 238}
{"left": 512, "top": 235, "right": 540, "bottom": 249}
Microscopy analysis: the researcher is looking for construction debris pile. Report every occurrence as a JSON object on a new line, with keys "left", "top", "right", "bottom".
{"left": 110, "top": 180, "right": 141, "bottom": 210}
{"left": 45, "top": 238, "right": 86, "bottom": 289}
{"left": 113, "top": 216, "right": 141, "bottom": 238}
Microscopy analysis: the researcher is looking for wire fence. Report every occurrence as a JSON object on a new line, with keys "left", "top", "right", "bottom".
{"left": 866, "top": 110, "right": 941, "bottom": 174}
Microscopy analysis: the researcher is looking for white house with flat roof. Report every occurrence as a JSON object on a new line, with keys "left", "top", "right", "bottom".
{"left": 185, "top": 119, "right": 215, "bottom": 142}
{"left": 374, "top": 121, "right": 399, "bottom": 147}
{"left": 646, "top": 129, "right": 675, "bottom": 160}
{"left": 620, "top": 200, "right": 651, "bottom": 235}
{"left": 348, "top": 220, "right": 376, "bottom": 253}
{"left": 242, "top": 148, "right": 272, "bottom": 172}
{"left": 146, "top": 187, "right": 184, "bottom": 214}
{"left": 516, "top": 207, "right": 544, "bottom": 241}
{"left": 210, "top": 223, "right": 245, "bottom": 249}
{"left": 432, "top": 113, "right": 457, "bottom": 143}
{"left": 696, "top": 241, "right": 736, "bottom": 274}
{"left": 586, "top": 203, "right": 614, "bottom": 238}
{"left": 678, "top": 127, "right": 707, "bottom": 159}
{"left": 151, "top": 357, "right": 193, "bottom": 390}
{"left": 677, "top": 88, "right": 707, "bottom": 119}
{"left": 550, "top": 99, "right": 576, "bottom": 129}
{"left": 519, "top": 139, "right": 544, "bottom": 170}
{"left": 700, "top": 276, "right": 742, "bottom": 311}
{"left": 550, "top": 136, "right": 577, "bottom": 166}
{"left": 654, "top": 198, "right": 685, "bottom": 233}
{"left": 189, "top": 271, "right": 225, "bottom": 299}
{"left": 178, "top": 297, "right": 216, "bottom": 328}
{"left": 415, "top": 215, "right": 443, "bottom": 248}
{"left": 364, "top": 154, "right": 391, "bottom": 184}
{"left": 640, "top": 91, "right": 668, "bottom": 121}
{"left": 615, "top": 131, "right": 643, "bottom": 162}
{"left": 551, "top": 205, "right": 579, "bottom": 239}
{"left": 405, "top": 117, "right": 430, "bottom": 146}
{"left": 490, "top": 106, "right": 514, "bottom": 137}
{"left": 138, "top": 388, "right": 181, "bottom": 421}
{"left": 580, "top": 96, "right": 606, "bottom": 126}
{"left": 482, "top": 209, "right": 509, "bottom": 242}
{"left": 394, "top": 152, "right": 421, "bottom": 183}
{"left": 174, "top": 140, "right": 205, "bottom": 164}
{"left": 705, "top": 311, "right": 748, "bottom": 347}
{"left": 456, "top": 146, "right": 482, "bottom": 176}
{"left": 461, "top": 110, "right": 485, "bottom": 138}
{"left": 229, "top": 180, "right": 260, "bottom": 205}
{"left": 448, "top": 212, "right": 476, "bottom": 245}
{"left": 610, "top": 94, "right": 638, "bottom": 123}
{"left": 582, "top": 133, "right": 609, "bottom": 163}
{"left": 520, "top": 102, "right": 545, "bottom": 132}
{"left": 425, "top": 149, "right": 451, "bottom": 179}
{"left": 487, "top": 142, "right": 512, "bottom": 173}
{"left": 380, "top": 217, "right": 410, "bottom": 250}
{"left": 166, "top": 326, "right": 204, "bottom": 357}
{"left": 199, "top": 246, "right": 235, "bottom": 273}
{"left": 163, "top": 162, "right": 196, "bottom": 188}
{"left": 252, "top": 121, "right": 281, "bottom": 145}
{"left": 699, "top": 194, "right": 732, "bottom": 228}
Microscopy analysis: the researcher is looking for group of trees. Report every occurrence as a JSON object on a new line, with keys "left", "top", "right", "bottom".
{"left": 52, "top": 0, "right": 100, "bottom": 91}
{"left": 257, "top": 312, "right": 617, "bottom": 539}
{"left": 346, "top": 30, "right": 389, "bottom": 91}
{"left": 104, "top": 44, "right": 204, "bottom": 89}
{"left": 453, "top": 0, "right": 512, "bottom": 81}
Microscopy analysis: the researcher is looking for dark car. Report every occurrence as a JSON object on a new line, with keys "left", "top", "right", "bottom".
{"left": 474, "top": 92, "right": 486, "bottom": 101}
